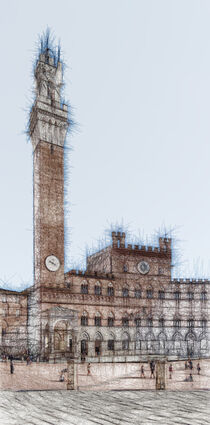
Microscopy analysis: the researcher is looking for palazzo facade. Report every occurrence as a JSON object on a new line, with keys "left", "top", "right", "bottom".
{"left": 0, "top": 42, "right": 209, "bottom": 363}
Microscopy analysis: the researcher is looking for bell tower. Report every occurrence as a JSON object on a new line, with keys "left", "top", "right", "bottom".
{"left": 29, "top": 41, "right": 69, "bottom": 289}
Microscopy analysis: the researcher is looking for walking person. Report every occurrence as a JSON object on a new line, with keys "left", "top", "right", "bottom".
{"left": 185, "top": 360, "right": 188, "bottom": 370}
{"left": 87, "top": 363, "right": 91, "bottom": 376}
{"left": 150, "top": 361, "right": 155, "bottom": 379}
{"left": 141, "top": 364, "right": 145, "bottom": 378}
{"left": 197, "top": 363, "right": 201, "bottom": 375}
{"left": 169, "top": 364, "right": 173, "bottom": 379}
{"left": 10, "top": 360, "right": 14, "bottom": 374}
{"left": 189, "top": 373, "right": 193, "bottom": 382}
{"left": 188, "top": 359, "right": 193, "bottom": 370}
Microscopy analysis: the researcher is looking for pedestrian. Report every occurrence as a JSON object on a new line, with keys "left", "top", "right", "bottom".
{"left": 197, "top": 363, "right": 201, "bottom": 375}
{"left": 10, "top": 360, "right": 14, "bottom": 374}
{"left": 169, "top": 364, "right": 173, "bottom": 379}
{"left": 141, "top": 365, "right": 145, "bottom": 378}
{"left": 87, "top": 363, "right": 91, "bottom": 376}
{"left": 150, "top": 361, "right": 155, "bottom": 379}
{"left": 59, "top": 373, "right": 64, "bottom": 382}
{"left": 189, "top": 373, "right": 193, "bottom": 382}
{"left": 185, "top": 360, "right": 188, "bottom": 370}
{"left": 188, "top": 359, "right": 193, "bottom": 370}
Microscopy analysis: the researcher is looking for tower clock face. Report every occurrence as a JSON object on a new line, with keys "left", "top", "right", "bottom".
{"left": 45, "top": 255, "right": 60, "bottom": 272}
{"left": 137, "top": 261, "right": 150, "bottom": 275}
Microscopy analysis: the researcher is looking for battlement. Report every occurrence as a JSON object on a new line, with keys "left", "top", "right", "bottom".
{"left": 171, "top": 278, "right": 210, "bottom": 284}
{"left": 111, "top": 232, "right": 171, "bottom": 255}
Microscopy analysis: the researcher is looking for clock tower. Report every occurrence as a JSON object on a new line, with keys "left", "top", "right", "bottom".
{"left": 29, "top": 44, "right": 69, "bottom": 290}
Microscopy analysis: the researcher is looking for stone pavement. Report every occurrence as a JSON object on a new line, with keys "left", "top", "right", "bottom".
{"left": 0, "top": 390, "right": 209, "bottom": 425}
{"left": 0, "top": 359, "right": 209, "bottom": 391}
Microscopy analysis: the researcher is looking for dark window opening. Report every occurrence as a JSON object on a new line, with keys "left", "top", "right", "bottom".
{"left": 81, "top": 340, "right": 88, "bottom": 356}
{"left": 201, "top": 319, "right": 207, "bottom": 329}
{"left": 108, "top": 286, "right": 114, "bottom": 296}
{"left": 122, "top": 288, "right": 129, "bottom": 298}
{"left": 108, "top": 317, "right": 114, "bottom": 327}
{"left": 147, "top": 318, "right": 153, "bottom": 327}
{"left": 188, "top": 292, "right": 194, "bottom": 301}
{"left": 95, "top": 285, "right": 101, "bottom": 295}
{"left": 81, "top": 284, "right": 88, "bottom": 294}
{"left": 122, "top": 339, "right": 129, "bottom": 350}
{"left": 158, "top": 290, "right": 165, "bottom": 300}
{"left": 174, "top": 319, "right": 181, "bottom": 328}
{"left": 81, "top": 316, "right": 88, "bottom": 326}
{"left": 188, "top": 319, "right": 194, "bottom": 329}
{"left": 95, "top": 340, "right": 101, "bottom": 356}
{"left": 122, "top": 317, "right": 129, "bottom": 327}
{"left": 95, "top": 316, "right": 101, "bottom": 326}
{"left": 159, "top": 318, "right": 165, "bottom": 328}
{"left": 201, "top": 291, "right": 207, "bottom": 301}
{"left": 135, "top": 318, "right": 141, "bottom": 327}
{"left": 108, "top": 340, "right": 114, "bottom": 351}
{"left": 174, "top": 291, "right": 181, "bottom": 301}
{"left": 147, "top": 290, "right": 153, "bottom": 299}
{"left": 135, "top": 289, "right": 141, "bottom": 299}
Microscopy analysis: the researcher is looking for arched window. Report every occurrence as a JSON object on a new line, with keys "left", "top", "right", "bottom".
{"left": 174, "top": 318, "right": 181, "bottom": 329}
{"left": 158, "top": 332, "right": 167, "bottom": 354}
{"left": 95, "top": 281, "right": 101, "bottom": 295}
{"left": 186, "top": 332, "right": 196, "bottom": 356}
{"left": 136, "top": 333, "right": 141, "bottom": 350}
{"left": 174, "top": 291, "right": 181, "bottom": 301}
{"left": 146, "top": 332, "right": 155, "bottom": 352}
{"left": 159, "top": 318, "right": 165, "bottom": 328}
{"left": 81, "top": 332, "right": 89, "bottom": 358}
{"left": 201, "top": 291, "right": 207, "bottom": 301}
{"left": 147, "top": 317, "right": 153, "bottom": 328}
{"left": 134, "top": 316, "right": 141, "bottom": 327}
{"left": 188, "top": 291, "right": 194, "bottom": 301}
{"left": 95, "top": 312, "right": 101, "bottom": 326}
{"left": 81, "top": 281, "right": 88, "bottom": 294}
{"left": 95, "top": 332, "right": 102, "bottom": 356}
{"left": 173, "top": 332, "right": 182, "bottom": 353}
{"left": 107, "top": 282, "right": 114, "bottom": 296}
{"left": 122, "top": 333, "right": 129, "bottom": 350}
{"left": 135, "top": 287, "right": 141, "bottom": 299}
{"left": 122, "top": 287, "right": 129, "bottom": 298}
{"left": 122, "top": 316, "right": 129, "bottom": 327}
{"left": 81, "top": 311, "right": 88, "bottom": 326}
{"left": 158, "top": 290, "right": 165, "bottom": 300}
{"left": 201, "top": 318, "right": 207, "bottom": 329}
{"left": 108, "top": 334, "right": 115, "bottom": 351}
{"left": 188, "top": 319, "right": 194, "bottom": 329}
{"left": 146, "top": 289, "right": 153, "bottom": 299}
{"left": 108, "top": 312, "right": 114, "bottom": 327}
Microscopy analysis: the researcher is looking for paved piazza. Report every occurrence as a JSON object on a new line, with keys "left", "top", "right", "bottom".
{"left": 0, "top": 390, "right": 209, "bottom": 425}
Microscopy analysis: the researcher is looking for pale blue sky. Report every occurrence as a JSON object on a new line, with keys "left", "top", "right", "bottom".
{"left": 1, "top": 0, "right": 210, "bottom": 289}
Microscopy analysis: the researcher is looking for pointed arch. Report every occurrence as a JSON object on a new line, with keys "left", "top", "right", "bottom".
{"left": 135, "top": 331, "right": 142, "bottom": 350}
{"left": 145, "top": 331, "right": 155, "bottom": 352}
{"left": 107, "top": 282, "right": 114, "bottom": 296}
{"left": 94, "top": 281, "right": 102, "bottom": 295}
{"left": 158, "top": 331, "right": 167, "bottom": 354}
{"left": 185, "top": 331, "right": 196, "bottom": 357}
{"left": 81, "top": 331, "right": 90, "bottom": 341}
{"left": 122, "top": 331, "right": 130, "bottom": 350}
